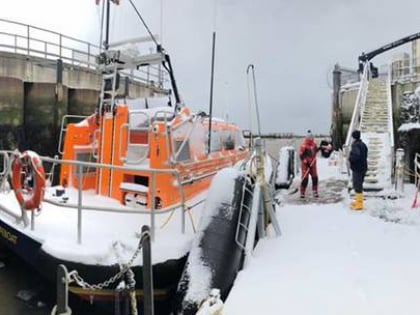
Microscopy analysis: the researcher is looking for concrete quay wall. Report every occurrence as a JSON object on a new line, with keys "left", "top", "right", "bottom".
{"left": 0, "top": 51, "right": 167, "bottom": 156}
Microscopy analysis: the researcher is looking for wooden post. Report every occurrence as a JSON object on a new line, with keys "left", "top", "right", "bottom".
{"left": 332, "top": 64, "right": 342, "bottom": 149}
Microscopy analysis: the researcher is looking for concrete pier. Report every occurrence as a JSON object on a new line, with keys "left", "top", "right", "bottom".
{"left": 0, "top": 50, "right": 168, "bottom": 155}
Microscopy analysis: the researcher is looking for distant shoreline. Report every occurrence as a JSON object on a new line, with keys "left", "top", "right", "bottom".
{"left": 243, "top": 133, "right": 330, "bottom": 139}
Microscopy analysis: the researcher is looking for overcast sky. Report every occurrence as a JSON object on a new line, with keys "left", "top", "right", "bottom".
{"left": 3, "top": 0, "right": 420, "bottom": 134}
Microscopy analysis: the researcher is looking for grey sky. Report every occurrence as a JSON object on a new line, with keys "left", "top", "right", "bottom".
{"left": 3, "top": 0, "right": 420, "bottom": 134}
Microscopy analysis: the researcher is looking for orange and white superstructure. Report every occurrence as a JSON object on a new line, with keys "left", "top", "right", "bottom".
{"left": 60, "top": 101, "right": 248, "bottom": 210}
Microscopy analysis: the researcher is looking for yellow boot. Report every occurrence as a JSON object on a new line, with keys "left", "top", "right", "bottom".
{"left": 351, "top": 193, "right": 363, "bottom": 210}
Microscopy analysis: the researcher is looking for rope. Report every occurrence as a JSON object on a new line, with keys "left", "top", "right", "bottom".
{"left": 159, "top": 208, "right": 176, "bottom": 229}
{"left": 127, "top": 0, "right": 160, "bottom": 47}
{"left": 186, "top": 206, "right": 196, "bottom": 233}
{"left": 130, "top": 291, "right": 138, "bottom": 315}
{"left": 50, "top": 305, "right": 72, "bottom": 315}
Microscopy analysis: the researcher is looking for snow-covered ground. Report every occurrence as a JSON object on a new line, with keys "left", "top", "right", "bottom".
{"left": 224, "top": 155, "right": 420, "bottom": 314}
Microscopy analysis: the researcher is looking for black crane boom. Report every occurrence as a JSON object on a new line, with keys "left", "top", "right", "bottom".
{"left": 358, "top": 31, "right": 420, "bottom": 76}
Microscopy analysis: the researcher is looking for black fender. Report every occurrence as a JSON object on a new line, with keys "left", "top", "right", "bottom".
{"left": 174, "top": 168, "right": 253, "bottom": 314}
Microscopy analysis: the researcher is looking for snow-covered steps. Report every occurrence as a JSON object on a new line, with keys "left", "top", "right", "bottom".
{"left": 361, "top": 79, "right": 389, "bottom": 134}
{"left": 358, "top": 78, "right": 393, "bottom": 191}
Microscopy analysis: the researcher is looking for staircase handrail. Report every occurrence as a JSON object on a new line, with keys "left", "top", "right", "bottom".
{"left": 386, "top": 63, "right": 395, "bottom": 177}
{"left": 386, "top": 63, "right": 395, "bottom": 149}
{"left": 345, "top": 62, "right": 370, "bottom": 147}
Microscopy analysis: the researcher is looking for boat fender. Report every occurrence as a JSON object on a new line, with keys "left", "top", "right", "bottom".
{"left": 11, "top": 150, "right": 46, "bottom": 211}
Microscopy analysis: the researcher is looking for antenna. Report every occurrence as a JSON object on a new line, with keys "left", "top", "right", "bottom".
{"left": 207, "top": 31, "right": 216, "bottom": 155}
{"left": 160, "top": 0, "right": 164, "bottom": 45}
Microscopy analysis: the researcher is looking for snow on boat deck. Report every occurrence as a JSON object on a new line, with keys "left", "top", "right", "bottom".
{"left": 0, "top": 188, "right": 205, "bottom": 266}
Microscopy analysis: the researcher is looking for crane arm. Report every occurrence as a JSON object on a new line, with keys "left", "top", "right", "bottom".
{"left": 358, "top": 30, "right": 420, "bottom": 75}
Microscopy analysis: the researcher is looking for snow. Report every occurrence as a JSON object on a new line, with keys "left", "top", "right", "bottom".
{"left": 0, "top": 185, "right": 203, "bottom": 266}
{"left": 224, "top": 156, "right": 420, "bottom": 314}
{"left": 3, "top": 145, "right": 420, "bottom": 314}
{"left": 362, "top": 132, "right": 392, "bottom": 191}
{"left": 398, "top": 122, "right": 420, "bottom": 132}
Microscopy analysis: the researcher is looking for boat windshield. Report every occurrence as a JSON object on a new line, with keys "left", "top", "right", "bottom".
{"left": 124, "top": 97, "right": 175, "bottom": 128}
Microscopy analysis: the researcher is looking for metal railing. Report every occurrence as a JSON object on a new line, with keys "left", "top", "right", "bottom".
{"left": 0, "top": 150, "right": 190, "bottom": 243}
{"left": 386, "top": 64, "right": 395, "bottom": 173}
{"left": 345, "top": 62, "right": 370, "bottom": 147}
{"left": 389, "top": 56, "right": 420, "bottom": 82}
{"left": 0, "top": 18, "right": 99, "bottom": 69}
{"left": 0, "top": 18, "right": 168, "bottom": 86}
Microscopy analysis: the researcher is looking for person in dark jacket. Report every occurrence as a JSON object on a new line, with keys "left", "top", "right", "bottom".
{"left": 348, "top": 130, "right": 368, "bottom": 210}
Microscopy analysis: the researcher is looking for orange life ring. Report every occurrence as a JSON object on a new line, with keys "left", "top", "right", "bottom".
{"left": 11, "top": 150, "right": 46, "bottom": 211}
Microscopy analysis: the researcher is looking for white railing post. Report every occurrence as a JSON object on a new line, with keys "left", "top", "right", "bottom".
{"left": 395, "top": 148, "right": 405, "bottom": 193}
{"left": 77, "top": 164, "right": 83, "bottom": 244}
{"left": 386, "top": 63, "right": 395, "bottom": 174}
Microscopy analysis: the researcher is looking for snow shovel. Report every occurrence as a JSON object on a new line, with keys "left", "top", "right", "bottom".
{"left": 290, "top": 158, "right": 317, "bottom": 195}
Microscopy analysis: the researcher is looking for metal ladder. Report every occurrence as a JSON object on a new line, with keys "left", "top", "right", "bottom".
{"left": 99, "top": 63, "right": 119, "bottom": 115}
{"left": 234, "top": 175, "right": 255, "bottom": 251}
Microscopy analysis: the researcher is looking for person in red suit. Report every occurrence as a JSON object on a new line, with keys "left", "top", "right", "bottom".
{"left": 298, "top": 130, "right": 319, "bottom": 199}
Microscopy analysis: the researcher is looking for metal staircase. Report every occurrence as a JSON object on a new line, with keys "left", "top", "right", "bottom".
{"left": 346, "top": 65, "right": 394, "bottom": 192}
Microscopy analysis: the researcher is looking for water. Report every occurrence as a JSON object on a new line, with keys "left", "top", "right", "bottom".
{"left": 0, "top": 245, "right": 53, "bottom": 315}
{"left": 0, "top": 245, "right": 138, "bottom": 315}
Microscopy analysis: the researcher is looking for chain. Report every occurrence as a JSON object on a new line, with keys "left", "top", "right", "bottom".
{"left": 69, "top": 230, "right": 150, "bottom": 290}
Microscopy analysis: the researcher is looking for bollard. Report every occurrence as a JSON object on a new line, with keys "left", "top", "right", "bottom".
{"left": 53, "top": 264, "right": 72, "bottom": 315}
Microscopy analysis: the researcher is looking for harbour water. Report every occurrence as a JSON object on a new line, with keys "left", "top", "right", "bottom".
{"left": 0, "top": 245, "right": 53, "bottom": 315}
{"left": 0, "top": 244, "right": 126, "bottom": 315}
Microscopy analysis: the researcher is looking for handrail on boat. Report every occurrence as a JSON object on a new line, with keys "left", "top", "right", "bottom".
{"left": 0, "top": 150, "right": 189, "bottom": 243}
{"left": 0, "top": 151, "right": 10, "bottom": 192}
{"left": 58, "top": 115, "right": 89, "bottom": 155}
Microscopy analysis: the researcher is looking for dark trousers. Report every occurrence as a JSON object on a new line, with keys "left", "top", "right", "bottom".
{"left": 352, "top": 171, "right": 365, "bottom": 193}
